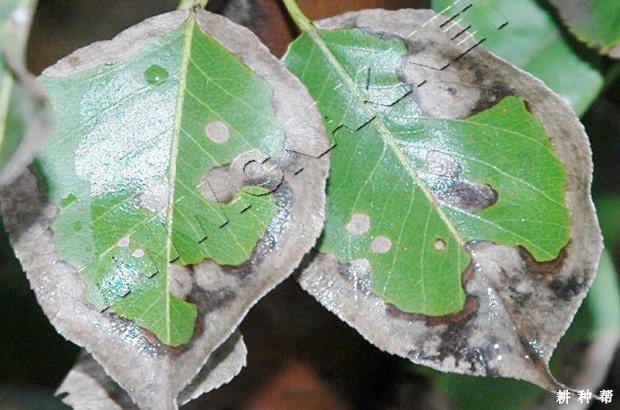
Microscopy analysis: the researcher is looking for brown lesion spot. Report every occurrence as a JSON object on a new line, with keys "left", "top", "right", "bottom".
{"left": 434, "top": 181, "right": 498, "bottom": 213}
{"left": 423, "top": 150, "right": 498, "bottom": 213}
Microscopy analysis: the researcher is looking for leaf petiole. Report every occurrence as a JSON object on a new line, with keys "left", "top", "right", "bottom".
{"left": 282, "top": 0, "right": 314, "bottom": 32}
{"left": 177, "top": 0, "right": 209, "bottom": 10}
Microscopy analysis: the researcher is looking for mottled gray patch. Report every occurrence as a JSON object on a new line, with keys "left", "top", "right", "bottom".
{"left": 199, "top": 150, "right": 284, "bottom": 204}
{"left": 133, "top": 181, "right": 170, "bottom": 213}
{"left": 423, "top": 150, "right": 498, "bottom": 213}
{"left": 168, "top": 265, "right": 193, "bottom": 299}
{"left": 338, "top": 258, "right": 373, "bottom": 296}
{"left": 351, "top": 258, "right": 371, "bottom": 272}
{"left": 243, "top": 160, "right": 264, "bottom": 179}
{"left": 425, "top": 150, "right": 460, "bottom": 178}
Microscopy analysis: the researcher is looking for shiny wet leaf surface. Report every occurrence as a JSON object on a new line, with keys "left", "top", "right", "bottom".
{"left": 2, "top": 9, "right": 328, "bottom": 409}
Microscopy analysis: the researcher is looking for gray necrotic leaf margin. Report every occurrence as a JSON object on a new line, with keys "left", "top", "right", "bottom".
{"left": 296, "top": 9, "right": 602, "bottom": 391}
{"left": 57, "top": 331, "right": 247, "bottom": 409}
{"left": 2, "top": 9, "right": 329, "bottom": 410}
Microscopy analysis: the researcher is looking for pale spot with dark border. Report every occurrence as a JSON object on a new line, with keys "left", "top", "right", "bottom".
{"left": 371, "top": 236, "right": 392, "bottom": 253}
{"left": 434, "top": 238, "right": 446, "bottom": 251}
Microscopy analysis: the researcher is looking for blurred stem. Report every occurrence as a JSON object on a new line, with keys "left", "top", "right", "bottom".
{"left": 177, "top": 0, "right": 209, "bottom": 10}
{"left": 605, "top": 62, "right": 620, "bottom": 88}
{"left": 282, "top": 0, "right": 314, "bottom": 32}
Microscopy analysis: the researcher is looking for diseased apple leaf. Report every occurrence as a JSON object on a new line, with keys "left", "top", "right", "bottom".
{"left": 432, "top": 0, "right": 604, "bottom": 116}
{"left": 284, "top": 12, "right": 569, "bottom": 318}
{"left": 284, "top": 9, "right": 601, "bottom": 390}
{"left": 38, "top": 6, "right": 281, "bottom": 347}
{"left": 0, "top": 0, "right": 50, "bottom": 186}
{"left": 2, "top": 9, "right": 328, "bottom": 409}
{"left": 549, "top": 0, "right": 620, "bottom": 59}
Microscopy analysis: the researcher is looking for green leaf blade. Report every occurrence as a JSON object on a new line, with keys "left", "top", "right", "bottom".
{"left": 290, "top": 8, "right": 600, "bottom": 392}
{"left": 434, "top": 97, "right": 570, "bottom": 262}
{"left": 550, "top": 0, "right": 620, "bottom": 58}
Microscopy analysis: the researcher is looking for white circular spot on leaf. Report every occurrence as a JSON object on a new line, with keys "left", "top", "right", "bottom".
{"left": 371, "top": 236, "right": 392, "bottom": 253}
{"left": 205, "top": 120, "right": 230, "bottom": 144}
{"left": 117, "top": 236, "right": 130, "bottom": 248}
{"left": 346, "top": 213, "right": 371, "bottom": 236}
{"left": 434, "top": 239, "right": 446, "bottom": 251}
{"left": 132, "top": 249, "right": 145, "bottom": 258}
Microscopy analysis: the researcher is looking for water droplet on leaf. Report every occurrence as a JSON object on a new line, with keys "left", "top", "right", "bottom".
{"left": 144, "top": 64, "right": 169, "bottom": 85}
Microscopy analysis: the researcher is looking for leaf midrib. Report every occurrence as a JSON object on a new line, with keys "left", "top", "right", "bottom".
{"left": 307, "top": 28, "right": 466, "bottom": 247}
{"left": 164, "top": 11, "right": 196, "bottom": 345}
{"left": 0, "top": 72, "right": 12, "bottom": 154}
